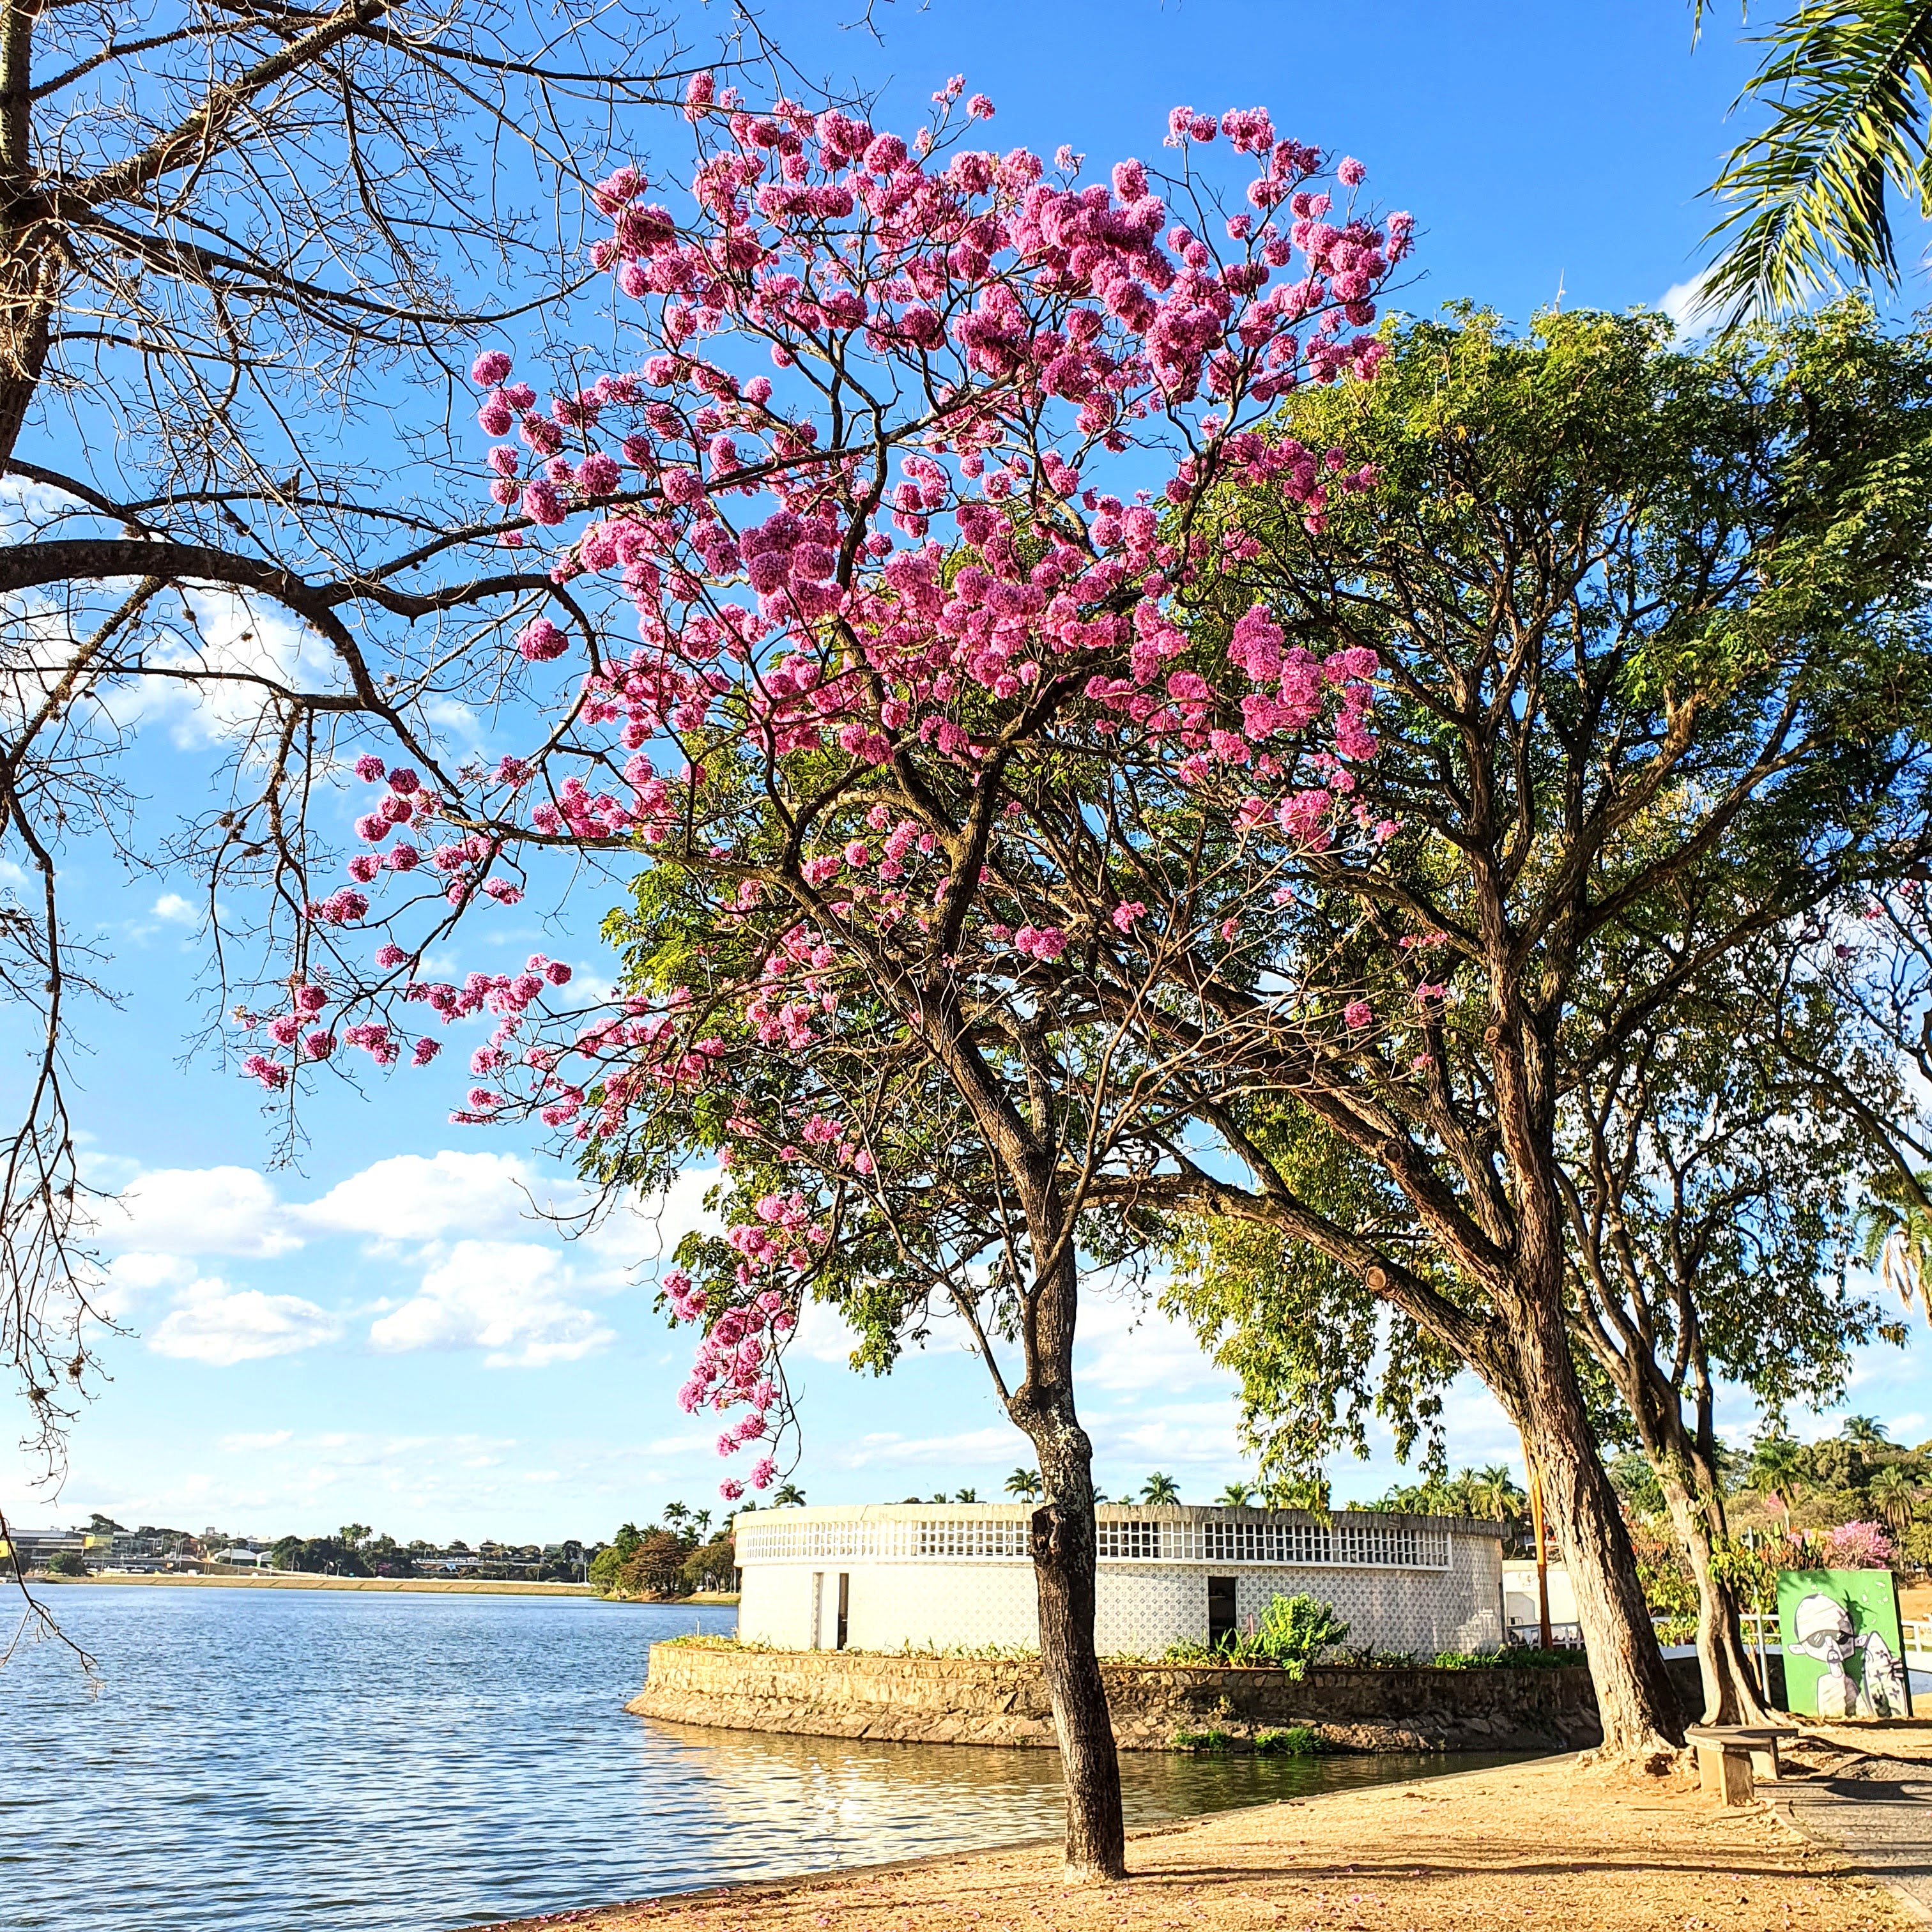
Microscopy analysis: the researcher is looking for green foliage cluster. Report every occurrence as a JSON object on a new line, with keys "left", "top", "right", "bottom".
{"left": 1170, "top": 1729, "right": 1233, "bottom": 1754}
{"left": 1254, "top": 1725, "right": 1326, "bottom": 1756}
{"left": 1161, "top": 1593, "right": 1351, "bottom": 1677}
{"left": 588, "top": 1507, "right": 737, "bottom": 1602}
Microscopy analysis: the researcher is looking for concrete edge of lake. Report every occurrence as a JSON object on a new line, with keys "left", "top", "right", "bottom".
{"left": 626, "top": 1639, "right": 1706, "bottom": 1753}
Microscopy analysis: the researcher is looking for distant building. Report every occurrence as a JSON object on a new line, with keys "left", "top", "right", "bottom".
{"left": 735, "top": 1504, "right": 1505, "bottom": 1656}
{"left": 0, "top": 1529, "right": 88, "bottom": 1570}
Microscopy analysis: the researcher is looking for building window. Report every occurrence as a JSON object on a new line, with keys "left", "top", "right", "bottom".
{"left": 836, "top": 1572, "right": 850, "bottom": 1650}
{"left": 1207, "top": 1575, "right": 1237, "bottom": 1649}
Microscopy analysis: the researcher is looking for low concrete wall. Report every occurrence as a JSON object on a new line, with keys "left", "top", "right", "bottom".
{"left": 629, "top": 1642, "right": 1704, "bottom": 1754}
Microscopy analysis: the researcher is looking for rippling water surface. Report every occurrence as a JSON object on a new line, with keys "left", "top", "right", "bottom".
{"left": 2, "top": 1584, "right": 1517, "bottom": 1932}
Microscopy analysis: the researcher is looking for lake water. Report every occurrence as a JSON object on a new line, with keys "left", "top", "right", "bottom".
{"left": 1, "top": 1584, "right": 1521, "bottom": 1931}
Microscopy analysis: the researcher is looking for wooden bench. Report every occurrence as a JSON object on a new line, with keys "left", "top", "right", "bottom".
{"left": 1684, "top": 1724, "right": 1796, "bottom": 1804}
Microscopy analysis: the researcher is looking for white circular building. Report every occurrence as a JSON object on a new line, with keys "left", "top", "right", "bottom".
{"left": 734, "top": 1503, "right": 1505, "bottom": 1658}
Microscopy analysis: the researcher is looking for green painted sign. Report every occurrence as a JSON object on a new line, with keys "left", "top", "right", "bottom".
{"left": 1777, "top": 1568, "right": 1913, "bottom": 1719}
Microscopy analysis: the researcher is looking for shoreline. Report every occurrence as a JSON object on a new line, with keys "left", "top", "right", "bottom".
{"left": 33, "top": 1574, "right": 742, "bottom": 1602}
{"left": 477, "top": 1748, "right": 1921, "bottom": 1932}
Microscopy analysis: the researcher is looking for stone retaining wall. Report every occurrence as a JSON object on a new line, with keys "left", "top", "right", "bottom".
{"left": 629, "top": 1641, "right": 1704, "bottom": 1754}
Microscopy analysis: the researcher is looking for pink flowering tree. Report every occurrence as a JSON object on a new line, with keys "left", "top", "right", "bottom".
{"left": 211, "top": 82, "right": 1410, "bottom": 1876}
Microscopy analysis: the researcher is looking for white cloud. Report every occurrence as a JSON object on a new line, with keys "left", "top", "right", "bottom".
{"left": 149, "top": 1276, "right": 342, "bottom": 1366}
{"left": 106, "top": 1167, "right": 303, "bottom": 1259}
{"left": 1075, "top": 1294, "right": 1232, "bottom": 1396}
{"left": 298, "top": 1151, "right": 549, "bottom": 1244}
{"left": 151, "top": 893, "right": 195, "bottom": 924}
{"left": 105, "top": 1252, "right": 197, "bottom": 1293}
{"left": 1659, "top": 272, "right": 1715, "bottom": 332}
{"left": 369, "top": 1239, "right": 616, "bottom": 1367}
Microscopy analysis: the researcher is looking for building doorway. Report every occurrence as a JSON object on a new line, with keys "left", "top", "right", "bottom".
{"left": 1208, "top": 1575, "right": 1237, "bottom": 1650}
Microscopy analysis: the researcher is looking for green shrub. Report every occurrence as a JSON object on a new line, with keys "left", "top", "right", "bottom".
{"left": 1171, "top": 1728, "right": 1232, "bottom": 1753}
{"left": 1432, "top": 1645, "right": 1586, "bottom": 1669}
{"left": 1254, "top": 1725, "right": 1324, "bottom": 1756}
{"left": 1254, "top": 1592, "right": 1349, "bottom": 1677}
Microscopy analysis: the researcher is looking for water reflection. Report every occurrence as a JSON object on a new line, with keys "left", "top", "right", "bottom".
{"left": 0, "top": 1585, "right": 1524, "bottom": 1932}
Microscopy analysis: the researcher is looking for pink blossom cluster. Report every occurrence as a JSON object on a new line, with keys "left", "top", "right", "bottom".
{"left": 662, "top": 1259, "right": 801, "bottom": 1492}
{"left": 232, "top": 92, "right": 1420, "bottom": 1494}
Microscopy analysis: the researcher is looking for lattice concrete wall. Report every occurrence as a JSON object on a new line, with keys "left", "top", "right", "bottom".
{"left": 736, "top": 1506, "right": 1503, "bottom": 1657}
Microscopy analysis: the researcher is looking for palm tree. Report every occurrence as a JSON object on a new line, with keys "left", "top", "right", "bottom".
{"left": 1871, "top": 1464, "right": 1919, "bottom": 1534}
{"left": 1140, "top": 1472, "right": 1181, "bottom": 1506}
{"left": 954, "top": 1488, "right": 980, "bottom": 1503}
{"left": 1749, "top": 1436, "right": 1807, "bottom": 1526}
{"left": 1217, "top": 1482, "right": 1257, "bottom": 1508}
{"left": 1469, "top": 1464, "right": 1524, "bottom": 1523}
{"left": 772, "top": 1482, "right": 806, "bottom": 1507}
{"left": 1005, "top": 1467, "right": 1043, "bottom": 1501}
{"left": 662, "top": 1501, "right": 689, "bottom": 1528}
{"left": 1842, "top": 1414, "right": 1891, "bottom": 1446}
{"left": 1859, "top": 1169, "right": 1932, "bottom": 1322}
{"left": 1698, "top": 3, "right": 1932, "bottom": 322}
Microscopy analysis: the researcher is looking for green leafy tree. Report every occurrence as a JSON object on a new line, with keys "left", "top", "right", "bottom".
{"left": 1151, "top": 302, "right": 1932, "bottom": 1752}
{"left": 1006, "top": 1468, "right": 1043, "bottom": 1501}
{"left": 772, "top": 1483, "right": 806, "bottom": 1508}
{"left": 1216, "top": 1482, "right": 1257, "bottom": 1507}
{"left": 1138, "top": 1473, "right": 1181, "bottom": 1506}
{"left": 588, "top": 1521, "right": 644, "bottom": 1597}
{"left": 618, "top": 1529, "right": 693, "bottom": 1600}
{"left": 1841, "top": 1414, "right": 1890, "bottom": 1445}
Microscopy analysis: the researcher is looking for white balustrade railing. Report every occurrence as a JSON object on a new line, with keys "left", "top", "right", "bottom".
{"left": 735, "top": 1507, "right": 1453, "bottom": 1572}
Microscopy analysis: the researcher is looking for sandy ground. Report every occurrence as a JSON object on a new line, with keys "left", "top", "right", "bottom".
{"left": 485, "top": 1749, "right": 1920, "bottom": 1932}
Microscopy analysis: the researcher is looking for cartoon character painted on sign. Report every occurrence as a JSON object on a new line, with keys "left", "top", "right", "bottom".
{"left": 1789, "top": 1593, "right": 1910, "bottom": 1717}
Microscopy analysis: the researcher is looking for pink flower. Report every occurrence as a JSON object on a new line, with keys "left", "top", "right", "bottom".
{"left": 521, "top": 479, "right": 565, "bottom": 525}
{"left": 470, "top": 350, "right": 513, "bottom": 387}
{"left": 578, "top": 452, "right": 622, "bottom": 496}
{"left": 1337, "top": 157, "right": 1366, "bottom": 187}
{"left": 1111, "top": 901, "right": 1146, "bottom": 931}
{"left": 1344, "top": 999, "right": 1372, "bottom": 1028}
{"left": 375, "top": 943, "right": 408, "bottom": 969}
{"left": 518, "top": 618, "right": 569, "bottom": 663}
{"left": 353, "top": 754, "right": 387, "bottom": 783}
{"left": 411, "top": 1038, "right": 440, "bottom": 1066}
{"left": 303, "top": 1030, "right": 337, "bottom": 1059}
{"left": 719, "top": 1478, "right": 745, "bottom": 1501}
{"left": 750, "top": 1457, "right": 778, "bottom": 1489}
{"left": 967, "top": 93, "right": 995, "bottom": 119}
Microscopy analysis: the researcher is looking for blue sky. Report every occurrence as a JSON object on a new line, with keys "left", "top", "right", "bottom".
{"left": 6, "top": 0, "right": 1928, "bottom": 1544}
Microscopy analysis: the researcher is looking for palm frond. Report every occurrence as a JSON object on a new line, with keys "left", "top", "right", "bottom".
{"left": 1701, "top": 1, "right": 1932, "bottom": 323}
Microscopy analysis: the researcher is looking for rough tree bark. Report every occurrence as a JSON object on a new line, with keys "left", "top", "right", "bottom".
{"left": 1026, "top": 1421, "right": 1125, "bottom": 1882}
{"left": 1006, "top": 1144, "right": 1126, "bottom": 1883}
{"left": 1508, "top": 1285, "right": 1686, "bottom": 1756}
{"left": 1659, "top": 1467, "right": 1772, "bottom": 1726}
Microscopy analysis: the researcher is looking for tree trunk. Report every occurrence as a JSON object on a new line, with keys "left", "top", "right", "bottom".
{"left": 1027, "top": 1415, "right": 1125, "bottom": 1882}
{"left": 1509, "top": 1291, "right": 1686, "bottom": 1756}
{"left": 1659, "top": 1473, "right": 1774, "bottom": 1726}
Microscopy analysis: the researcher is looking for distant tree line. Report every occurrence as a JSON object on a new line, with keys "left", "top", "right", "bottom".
{"left": 587, "top": 1502, "right": 739, "bottom": 1601}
